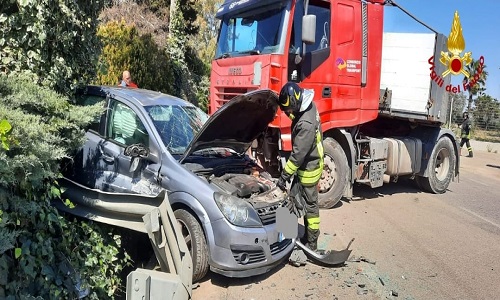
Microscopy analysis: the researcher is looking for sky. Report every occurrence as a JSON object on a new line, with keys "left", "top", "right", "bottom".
{"left": 383, "top": 0, "right": 500, "bottom": 100}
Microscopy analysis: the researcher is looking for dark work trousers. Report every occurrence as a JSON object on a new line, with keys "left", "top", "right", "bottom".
{"left": 460, "top": 138, "right": 473, "bottom": 157}
{"left": 290, "top": 177, "right": 320, "bottom": 250}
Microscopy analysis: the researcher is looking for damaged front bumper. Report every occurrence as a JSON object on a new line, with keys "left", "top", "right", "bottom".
{"left": 208, "top": 218, "right": 295, "bottom": 277}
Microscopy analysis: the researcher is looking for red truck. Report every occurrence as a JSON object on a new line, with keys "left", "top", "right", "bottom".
{"left": 210, "top": 0, "right": 459, "bottom": 208}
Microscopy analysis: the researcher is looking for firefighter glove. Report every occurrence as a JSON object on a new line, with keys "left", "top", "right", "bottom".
{"left": 277, "top": 176, "right": 287, "bottom": 191}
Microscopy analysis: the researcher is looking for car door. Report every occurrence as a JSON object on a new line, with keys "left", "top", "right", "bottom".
{"left": 95, "top": 98, "right": 161, "bottom": 195}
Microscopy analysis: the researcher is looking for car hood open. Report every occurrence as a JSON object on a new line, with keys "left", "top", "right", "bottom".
{"left": 180, "top": 89, "right": 278, "bottom": 162}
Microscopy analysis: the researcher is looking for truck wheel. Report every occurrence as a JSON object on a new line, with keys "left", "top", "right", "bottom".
{"left": 174, "top": 209, "right": 209, "bottom": 282}
{"left": 318, "top": 138, "right": 349, "bottom": 209}
{"left": 415, "top": 136, "right": 456, "bottom": 194}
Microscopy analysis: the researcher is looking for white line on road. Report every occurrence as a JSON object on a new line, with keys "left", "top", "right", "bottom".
{"left": 459, "top": 206, "right": 500, "bottom": 230}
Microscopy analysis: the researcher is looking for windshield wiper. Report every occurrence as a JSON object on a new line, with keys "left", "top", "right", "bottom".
{"left": 240, "top": 49, "right": 261, "bottom": 55}
{"left": 217, "top": 52, "right": 232, "bottom": 59}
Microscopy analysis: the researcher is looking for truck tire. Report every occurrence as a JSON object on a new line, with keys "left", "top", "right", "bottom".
{"left": 415, "top": 136, "right": 456, "bottom": 194}
{"left": 318, "top": 138, "right": 349, "bottom": 209}
{"left": 174, "top": 209, "right": 209, "bottom": 282}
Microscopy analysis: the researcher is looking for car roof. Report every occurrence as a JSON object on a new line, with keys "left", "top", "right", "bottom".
{"left": 84, "top": 85, "right": 195, "bottom": 108}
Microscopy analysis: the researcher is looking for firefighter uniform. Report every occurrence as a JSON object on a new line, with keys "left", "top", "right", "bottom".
{"left": 277, "top": 82, "right": 324, "bottom": 251}
{"left": 460, "top": 112, "right": 473, "bottom": 157}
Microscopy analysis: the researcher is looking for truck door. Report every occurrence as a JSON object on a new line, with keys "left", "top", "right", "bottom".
{"left": 288, "top": 0, "right": 363, "bottom": 123}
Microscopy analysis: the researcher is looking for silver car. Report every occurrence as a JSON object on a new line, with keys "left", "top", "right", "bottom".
{"left": 58, "top": 86, "right": 295, "bottom": 281}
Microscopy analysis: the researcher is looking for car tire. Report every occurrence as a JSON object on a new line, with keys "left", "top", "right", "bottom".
{"left": 174, "top": 209, "right": 209, "bottom": 282}
{"left": 415, "top": 136, "right": 456, "bottom": 194}
{"left": 318, "top": 138, "right": 349, "bottom": 209}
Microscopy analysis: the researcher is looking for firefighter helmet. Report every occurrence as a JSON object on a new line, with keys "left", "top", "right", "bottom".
{"left": 463, "top": 111, "right": 469, "bottom": 119}
{"left": 279, "top": 82, "right": 303, "bottom": 113}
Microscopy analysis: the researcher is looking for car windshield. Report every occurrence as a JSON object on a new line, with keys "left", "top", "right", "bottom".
{"left": 215, "top": 1, "right": 287, "bottom": 58}
{"left": 145, "top": 105, "right": 208, "bottom": 155}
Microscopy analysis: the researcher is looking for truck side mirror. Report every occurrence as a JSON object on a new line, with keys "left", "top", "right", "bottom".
{"left": 302, "top": 15, "right": 316, "bottom": 45}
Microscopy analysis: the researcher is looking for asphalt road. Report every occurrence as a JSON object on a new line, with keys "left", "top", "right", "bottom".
{"left": 194, "top": 150, "right": 500, "bottom": 300}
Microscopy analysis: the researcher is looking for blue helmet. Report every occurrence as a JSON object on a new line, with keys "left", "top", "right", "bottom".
{"left": 279, "top": 82, "right": 303, "bottom": 113}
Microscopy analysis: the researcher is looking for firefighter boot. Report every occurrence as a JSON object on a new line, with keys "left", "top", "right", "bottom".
{"left": 303, "top": 228, "right": 320, "bottom": 251}
{"left": 467, "top": 148, "right": 473, "bottom": 157}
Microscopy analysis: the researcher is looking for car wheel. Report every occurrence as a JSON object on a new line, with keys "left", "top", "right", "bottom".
{"left": 174, "top": 209, "right": 209, "bottom": 282}
{"left": 415, "top": 136, "right": 456, "bottom": 194}
{"left": 318, "top": 138, "right": 349, "bottom": 209}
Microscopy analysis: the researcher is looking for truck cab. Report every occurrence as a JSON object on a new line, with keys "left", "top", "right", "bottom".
{"left": 211, "top": 0, "right": 459, "bottom": 208}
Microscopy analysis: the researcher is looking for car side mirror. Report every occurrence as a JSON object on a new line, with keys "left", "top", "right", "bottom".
{"left": 124, "top": 144, "right": 150, "bottom": 173}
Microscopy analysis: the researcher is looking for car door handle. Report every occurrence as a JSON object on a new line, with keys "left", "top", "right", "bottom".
{"left": 99, "top": 145, "right": 115, "bottom": 164}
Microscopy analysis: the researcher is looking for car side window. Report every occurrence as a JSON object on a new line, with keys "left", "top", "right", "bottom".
{"left": 107, "top": 100, "right": 149, "bottom": 146}
{"left": 77, "top": 94, "right": 106, "bottom": 133}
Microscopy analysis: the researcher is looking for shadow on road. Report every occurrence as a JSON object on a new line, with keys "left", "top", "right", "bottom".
{"left": 198, "top": 260, "right": 289, "bottom": 288}
{"left": 346, "top": 178, "right": 422, "bottom": 201}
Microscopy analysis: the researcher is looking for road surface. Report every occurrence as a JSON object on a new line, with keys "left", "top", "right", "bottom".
{"left": 193, "top": 150, "right": 500, "bottom": 300}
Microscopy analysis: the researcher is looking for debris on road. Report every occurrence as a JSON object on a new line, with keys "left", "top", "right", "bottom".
{"left": 349, "top": 255, "right": 377, "bottom": 265}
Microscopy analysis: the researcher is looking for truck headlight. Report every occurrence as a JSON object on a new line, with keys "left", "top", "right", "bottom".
{"left": 213, "top": 192, "right": 262, "bottom": 228}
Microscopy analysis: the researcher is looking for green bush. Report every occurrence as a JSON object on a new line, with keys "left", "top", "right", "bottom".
{"left": 0, "top": 0, "right": 105, "bottom": 95}
{"left": 0, "top": 74, "right": 131, "bottom": 299}
{"left": 95, "top": 20, "right": 174, "bottom": 94}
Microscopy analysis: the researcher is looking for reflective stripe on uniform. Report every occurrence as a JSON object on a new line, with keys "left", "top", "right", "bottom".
{"left": 307, "top": 216, "right": 320, "bottom": 230}
{"left": 285, "top": 159, "right": 299, "bottom": 175}
{"left": 461, "top": 132, "right": 471, "bottom": 139}
{"left": 298, "top": 131, "right": 324, "bottom": 185}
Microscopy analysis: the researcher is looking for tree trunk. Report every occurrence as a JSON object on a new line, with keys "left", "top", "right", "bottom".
{"left": 169, "top": 0, "right": 177, "bottom": 37}
{"left": 467, "top": 92, "right": 472, "bottom": 111}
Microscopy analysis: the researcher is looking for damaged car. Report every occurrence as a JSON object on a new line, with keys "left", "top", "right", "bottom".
{"left": 59, "top": 86, "right": 296, "bottom": 281}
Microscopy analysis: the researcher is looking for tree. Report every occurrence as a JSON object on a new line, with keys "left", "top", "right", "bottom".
{"left": 473, "top": 94, "right": 500, "bottom": 130}
{"left": 0, "top": 0, "right": 105, "bottom": 94}
{"left": 463, "top": 58, "right": 488, "bottom": 111}
{"left": 448, "top": 92, "right": 467, "bottom": 125}
{"left": 94, "top": 20, "right": 174, "bottom": 93}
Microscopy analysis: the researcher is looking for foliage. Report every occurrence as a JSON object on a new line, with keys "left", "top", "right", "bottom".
{"left": 0, "top": 0, "right": 105, "bottom": 94}
{"left": 94, "top": 19, "right": 173, "bottom": 93}
{"left": 448, "top": 92, "right": 467, "bottom": 125}
{"left": 473, "top": 95, "right": 500, "bottom": 130}
{"left": 166, "top": 6, "right": 200, "bottom": 105}
{"left": 192, "top": 0, "right": 221, "bottom": 65}
{"left": 0, "top": 74, "right": 131, "bottom": 299}
{"left": 99, "top": 2, "right": 170, "bottom": 49}
{"left": 463, "top": 58, "right": 488, "bottom": 111}
{"left": 188, "top": 0, "right": 222, "bottom": 112}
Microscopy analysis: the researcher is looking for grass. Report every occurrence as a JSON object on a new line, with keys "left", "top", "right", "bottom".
{"left": 473, "top": 129, "right": 500, "bottom": 143}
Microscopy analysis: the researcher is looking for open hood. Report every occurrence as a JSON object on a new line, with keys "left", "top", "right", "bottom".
{"left": 180, "top": 89, "right": 278, "bottom": 162}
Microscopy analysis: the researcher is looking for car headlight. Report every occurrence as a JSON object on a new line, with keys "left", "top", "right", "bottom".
{"left": 213, "top": 192, "right": 262, "bottom": 228}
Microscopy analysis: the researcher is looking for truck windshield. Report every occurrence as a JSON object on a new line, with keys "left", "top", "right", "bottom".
{"left": 215, "top": 1, "right": 288, "bottom": 59}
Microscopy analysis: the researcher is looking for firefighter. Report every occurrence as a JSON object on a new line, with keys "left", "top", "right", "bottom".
{"left": 460, "top": 112, "right": 473, "bottom": 158}
{"left": 276, "top": 82, "right": 324, "bottom": 251}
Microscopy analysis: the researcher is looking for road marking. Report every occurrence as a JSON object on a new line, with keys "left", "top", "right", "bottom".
{"left": 466, "top": 177, "right": 489, "bottom": 187}
{"left": 459, "top": 206, "right": 500, "bottom": 230}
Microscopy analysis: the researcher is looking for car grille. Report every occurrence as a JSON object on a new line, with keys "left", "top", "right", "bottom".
{"left": 256, "top": 198, "right": 295, "bottom": 226}
{"left": 270, "top": 239, "right": 293, "bottom": 256}
{"left": 213, "top": 87, "right": 252, "bottom": 110}
{"left": 231, "top": 239, "right": 293, "bottom": 265}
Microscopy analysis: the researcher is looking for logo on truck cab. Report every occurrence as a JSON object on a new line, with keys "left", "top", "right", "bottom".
{"left": 428, "top": 11, "right": 485, "bottom": 94}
